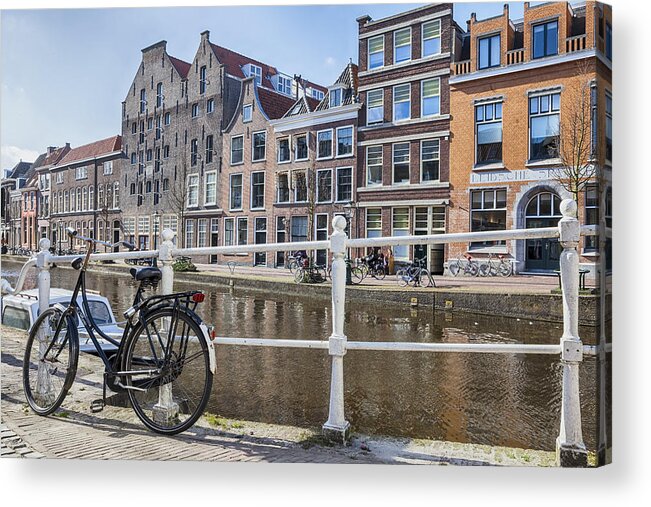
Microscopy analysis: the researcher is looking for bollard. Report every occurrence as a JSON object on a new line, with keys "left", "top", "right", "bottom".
{"left": 36, "top": 238, "right": 53, "bottom": 404}
{"left": 322, "top": 216, "right": 350, "bottom": 444}
{"left": 556, "top": 199, "right": 588, "bottom": 467}
{"left": 153, "top": 228, "right": 179, "bottom": 424}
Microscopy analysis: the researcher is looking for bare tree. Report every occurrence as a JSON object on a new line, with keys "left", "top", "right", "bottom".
{"left": 552, "top": 59, "right": 598, "bottom": 202}
{"left": 294, "top": 164, "right": 331, "bottom": 244}
{"left": 164, "top": 161, "right": 191, "bottom": 247}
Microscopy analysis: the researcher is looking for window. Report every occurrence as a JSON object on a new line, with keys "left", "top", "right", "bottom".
{"left": 191, "top": 103, "right": 199, "bottom": 117}
{"left": 470, "top": 188, "right": 507, "bottom": 248}
{"left": 315, "top": 214, "right": 328, "bottom": 265}
{"left": 329, "top": 87, "right": 342, "bottom": 108}
{"left": 368, "top": 35, "right": 384, "bottom": 70}
{"left": 162, "top": 178, "right": 169, "bottom": 191}
{"left": 237, "top": 217, "right": 248, "bottom": 245}
{"left": 392, "top": 208, "right": 410, "bottom": 260}
{"left": 317, "top": 130, "right": 333, "bottom": 159}
{"left": 394, "top": 28, "right": 411, "bottom": 63}
{"left": 278, "top": 138, "right": 290, "bottom": 163}
{"left": 205, "top": 171, "right": 217, "bottom": 205}
{"left": 476, "top": 101, "right": 503, "bottom": 165}
{"left": 366, "top": 146, "right": 383, "bottom": 186}
{"left": 140, "top": 88, "right": 146, "bottom": 113}
{"left": 56, "top": 172, "right": 63, "bottom": 184}
{"left": 532, "top": 21, "right": 558, "bottom": 59}
{"left": 139, "top": 121, "right": 145, "bottom": 143}
{"left": 421, "top": 79, "right": 440, "bottom": 117}
{"left": 295, "top": 134, "right": 308, "bottom": 160}
{"left": 310, "top": 89, "right": 325, "bottom": 101}
{"left": 231, "top": 136, "right": 244, "bottom": 164}
{"left": 146, "top": 148, "right": 153, "bottom": 162}
{"left": 187, "top": 174, "right": 199, "bottom": 207}
{"left": 252, "top": 131, "right": 266, "bottom": 161}
{"left": 190, "top": 138, "right": 198, "bottom": 166}
{"left": 164, "top": 112, "right": 171, "bottom": 125}
{"left": 291, "top": 216, "right": 308, "bottom": 243}
{"left": 145, "top": 181, "right": 152, "bottom": 194}
{"left": 478, "top": 34, "right": 500, "bottom": 69}
{"left": 366, "top": 209, "right": 382, "bottom": 239}
{"left": 366, "top": 89, "right": 384, "bottom": 125}
{"left": 156, "top": 82, "right": 163, "bottom": 108}
{"left": 294, "top": 171, "right": 307, "bottom": 202}
{"left": 336, "top": 127, "right": 353, "bottom": 157}
{"left": 75, "top": 166, "right": 88, "bottom": 180}
{"left": 113, "top": 182, "right": 119, "bottom": 208}
{"left": 199, "top": 65, "right": 207, "bottom": 94}
{"left": 147, "top": 117, "right": 153, "bottom": 130}
{"left": 162, "top": 145, "right": 170, "bottom": 159}
{"left": 205, "top": 135, "right": 214, "bottom": 164}
{"left": 64, "top": 191, "right": 69, "bottom": 212}
{"left": 207, "top": 98, "right": 214, "bottom": 113}
{"left": 103, "top": 161, "right": 113, "bottom": 175}
{"left": 317, "top": 169, "right": 332, "bottom": 203}
{"left": 89, "top": 186, "right": 94, "bottom": 209}
{"left": 198, "top": 218, "right": 207, "bottom": 248}
{"left": 76, "top": 187, "right": 82, "bottom": 211}
{"left": 278, "top": 76, "right": 292, "bottom": 95}
{"left": 277, "top": 173, "right": 290, "bottom": 203}
{"left": 131, "top": 122, "right": 137, "bottom": 134}
{"left": 224, "top": 218, "right": 234, "bottom": 246}
{"left": 251, "top": 172, "right": 265, "bottom": 209}
{"left": 393, "top": 143, "right": 410, "bottom": 184}
{"left": 393, "top": 84, "right": 410, "bottom": 121}
{"left": 605, "top": 93, "right": 612, "bottom": 161}
{"left": 336, "top": 167, "right": 352, "bottom": 202}
{"left": 230, "top": 174, "right": 243, "bottom": 210}
{"left": 421, "top": 140, "right": 440, "bottom": 182}
{"left": 584, "top": 185, "right": 599, "bottom": 251}
{"left": 529, "top": 92, "right": 560, "bottom": 160}
{"left": 422, "top": 19, "right": 441, "bottom": 57}
{"left": 243, "top": 104, "right": 252, "bottom": 123}
{"left": 254, "top": 217, "right": 267, "bottom": 265}
{"left": 248, "top": 64, "right": 262, "bottom": 86}
{"left": 605, "top": 22, "right": 612, "bottom": 60}
{"left": 155, "top": 115, "right": 162, "bottom": 139}
{"left": 185, "top": 219, "right": 194, "bottom": 248}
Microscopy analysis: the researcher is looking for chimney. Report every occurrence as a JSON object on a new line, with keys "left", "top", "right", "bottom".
{"left": 47, "top": 146, "right": 56, "bottom": 156}
{"left": 201, "top": 30, "right": 210, "bottom": 41}
{"left": 504, "top": 4, "right": 509, "bottom": 16}
{"left": 356, "top": 14, "right": 372, "bottom": 28}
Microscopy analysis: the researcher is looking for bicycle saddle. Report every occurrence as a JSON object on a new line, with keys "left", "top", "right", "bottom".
{"left": 130, "top": 267, "right": 162, "bottom": 281}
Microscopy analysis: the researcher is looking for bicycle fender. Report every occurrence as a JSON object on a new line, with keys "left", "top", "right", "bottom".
{"left": 200, "top": 322, "right": 216, "bottom": 375}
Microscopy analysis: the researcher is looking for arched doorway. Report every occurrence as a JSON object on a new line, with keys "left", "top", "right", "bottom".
{"left": 525, "top": 191, "right": 562, "bottom": 271}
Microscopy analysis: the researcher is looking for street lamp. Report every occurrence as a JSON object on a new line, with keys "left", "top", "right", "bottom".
{"left": 58, "top": 219, "right": 63, "bottom": 255}
{"left": 153, "top": 211, "right": 161, "bottom": 249}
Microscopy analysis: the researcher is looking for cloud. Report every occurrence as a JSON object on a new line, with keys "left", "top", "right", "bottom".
{"left": 324, "top": 56, "right": 336, "bottom": 66}
{"left": 1, "top": 145, "right": 40, "bottom": 171}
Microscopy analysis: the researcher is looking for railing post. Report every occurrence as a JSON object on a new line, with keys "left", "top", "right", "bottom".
{"left": 322, "top": 215, "right": 350, "bottom": 444}
{"left": 153, "top": 227, "right": 178, "bottom": 424}
{"left": 35, "top": 238, "right": 53, "bottom": 404}
{"left": 556, "top": 199, "right": 588, "bottom": 467}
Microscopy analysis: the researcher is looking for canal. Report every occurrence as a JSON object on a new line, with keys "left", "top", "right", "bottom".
{"left": 1, "top": 259, "right": 608, "bottom": 452}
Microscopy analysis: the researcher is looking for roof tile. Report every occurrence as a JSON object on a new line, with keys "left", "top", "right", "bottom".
{"left": 57, "top": 136, "right": 122, "bottom": 167}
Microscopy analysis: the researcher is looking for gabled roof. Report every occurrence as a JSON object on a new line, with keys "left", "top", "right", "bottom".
{"left": 211, "top": 43, "right": 278, "bottom": 89}
{"left": 6, "top": 161, "right": 32, "bottom": 180}
{"left": 315, "top": 62, "right": 359, "bottom": 112}
{"left": 168, "top": 55, "right": 191, "bottom": 79}
{"left": 56, "top": 136, "right": 122, "bottom": 167}
{"left": 33, "top": 146, "right": 70, "bottom": 170}
{"left": 256, "top": 86, "right": 297, "bottom": 120}
{"left": 282, "top": 95, "right": 321, "bottom": 119}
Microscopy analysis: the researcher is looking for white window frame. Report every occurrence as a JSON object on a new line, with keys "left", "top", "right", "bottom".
{"left": 366, "top": 89, "right": 384, "bottom": 126}
{"left": 421, "top": 19, "right": 442, "bottom": 58}
{"left": 294, "top": 171, "right": 308, "bottom": 203}
{"left": 393, "top": 27, "right": 412, "bottom": 64}
{"left": 191, "top": 103, "right": 199, "bottom": 117}
{"left": 392, "top": 207, "right": 410, "bottom": 260}
{"left": 231, "top": 135, "right": 244, "bottom": 165}
{"left": 392, "top": 142, "right": 410, "bottom": 184}
{"left": 420, "top": 139, "right": 441, "bottom": 183}
{"left": 207, "top": 98, "right": 215, "bottom": 114}
{"left": 277, "top": 172, "right": 290, "bottom": 204}
{"left": 366, "top": 208, "right": 382, "bottom": 239}
{"left": 335, "top": 126, "right": 354, "bottom": 158}
{"left": 229, "top": 173, "right": 243, "bottom": 211}
{"left": 224, "top": 217, "right": 235, "bottom": 246}
{"left": 278, "top": 75, "right": 292, "bottom": 95}
{"left": 316, "top": 168, "right": 332, "bottom": 203}
{"left": 184, "top": 219, "right": 195, "bottom": 248}
{"left": 248, "top": 64, "right": 262, "bottom": 86}
{"left": 187, "top": 174, "right": 199, "bottom": 208}
{"left": 329, "top": 86, "right": 344, "bottom": 108}
{"left": 368, "top": 35, "right": 384, "bottom": 70}
{"left": 164, "top": 112, "right": 171, "bottom": 125}
{"left": 277, "top": 137, "right": 291, "bottom": 163}
{"left": 198, "top": 218, "right": 208, "bottom": 248}
{"left": 366, "top": 146, "right": 383, "bottom": 186}
{"left": 252, "top": 131, "right": 266, "bottom": 162}
{"left": 335, "top": 167, "right": 353, "bottom": 203}
{"left": 393, "top": 84, "right": 411, "bottom": 122}
{"left": 250, "top": 171, "right": 265, "bottom": 210}
{"left": 316, "top": 129, "right": 334, "bottom": 160}
{"left": 204, "top": 170, "right": 217, "bottom": 206}
{"left": 294, "top": 134, "right": 309, "bottom": 161}
{"left": 103, "top": 161, "right": 113, "bottom": 175}
{"left": 243, "top": 104, "right": 253, "bottom": 123}
{"left": 421, "top": 78, "right": 441, "bottom": 118}
{"left": 237, "top": 216, "right": 248, "bottom": 245}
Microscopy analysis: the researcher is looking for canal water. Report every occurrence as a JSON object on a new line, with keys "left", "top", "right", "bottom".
{"left": 1, "top": 260, "right": 607, "bottom": 452}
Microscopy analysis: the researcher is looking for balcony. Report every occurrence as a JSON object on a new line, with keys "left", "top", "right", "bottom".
{"left": 506, "top": 48, "right": 525, "bottom": 65}
{"left": 452, "top": 60, "right": 471, "bottom": 76}
{"left": 566, "top": 34, "right": 587, "bottom": 53}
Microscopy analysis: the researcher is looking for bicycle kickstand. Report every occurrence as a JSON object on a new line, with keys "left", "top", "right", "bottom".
{"left": 90, "top": 372, "right": 108, "bottom": 413}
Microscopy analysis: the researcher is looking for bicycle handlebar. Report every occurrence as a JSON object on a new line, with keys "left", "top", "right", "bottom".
{"left": 66, "top": 227, "right": 135, "bottom": 250}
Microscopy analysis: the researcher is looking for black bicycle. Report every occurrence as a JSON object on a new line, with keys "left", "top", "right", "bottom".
{"left": 22, "top": 228, "right": 214, "bottom": 435}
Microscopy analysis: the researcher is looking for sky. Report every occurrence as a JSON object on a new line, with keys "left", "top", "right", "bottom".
{"left": 0, "top": 1, "right": 531, "bottom": 171}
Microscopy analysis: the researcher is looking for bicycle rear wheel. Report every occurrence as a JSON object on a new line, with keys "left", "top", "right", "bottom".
{"left": 351, "top": 266, "right": 364, "bottom": 285}
{"left": 372, "top": 265, "right": 386, "bottom": 280}
{"left": 122, "top": 307, "right": 213, "bottom": 434}
{"left": 23, "top": 307, "right": 79, "bottom": 415}
{"left": 499, "top": 262, "right": 513, "bottom": 277}
{"left": 396, "top": 268, "right": 410, "bottom": 287}
{"left": 448, "top": 261, "right": 461, "bottom": 277}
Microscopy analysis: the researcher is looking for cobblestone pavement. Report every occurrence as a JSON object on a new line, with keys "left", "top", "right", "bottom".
{"left": 1, "top": 423, "right": 43, "bottom": 458}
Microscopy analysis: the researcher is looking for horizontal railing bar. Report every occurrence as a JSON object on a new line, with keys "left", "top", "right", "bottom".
{"left": 213, "top": 337, "right": 329, "bottom": 349}
{"left": 46, "top": 250, "right": 160, "bottom": 263}
{"left": 172, "top": 240, "right": 330, "bottom": 257}
{"left": 346, "top": 342, "right": 562, "bottom": 354}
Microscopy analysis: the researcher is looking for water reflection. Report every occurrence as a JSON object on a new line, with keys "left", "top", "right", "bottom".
{"left": 2, "top": 260, "right": 601, "bottom": 451}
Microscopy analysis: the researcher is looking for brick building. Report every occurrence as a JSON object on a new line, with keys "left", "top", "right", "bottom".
{"left": 50, "top": 136, "right": 124, "bottom": 252}
{"left": 448, "top": 1, "right": 612, "bottom": 277}
{"left": 355, "top": 4, "right": 455, "bottom": 273}
{"left": 1, "top": 161, "right": 32, "bottom": 251}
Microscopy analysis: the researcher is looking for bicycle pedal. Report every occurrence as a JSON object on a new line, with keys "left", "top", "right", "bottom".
{"left": 90, "top": 399, "right": 105, "bottom": 413}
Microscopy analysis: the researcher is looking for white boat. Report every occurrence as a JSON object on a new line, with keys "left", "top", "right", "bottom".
{"left": 1, "top": 287, "right": 124, "bottom": 354}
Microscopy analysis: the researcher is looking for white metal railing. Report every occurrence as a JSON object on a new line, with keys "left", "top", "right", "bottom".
{"left": 3, "top": 198, "right": 605, "bottom": 467}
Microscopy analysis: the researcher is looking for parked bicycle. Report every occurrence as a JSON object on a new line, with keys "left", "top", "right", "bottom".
{"left": 294, "top": 258, "right": 327, "bottom": 284}
{"left": 286, "top": 251, "right": 308, "bottom": 275}
{"left": 355, "top": 253, "right": 386, "bottom": 280}
{"left": 478, "top": 253, "right": 513, "bottom": 277}
{"left": 22, "top": 228, "right": 214, "bottom": 435}
{"left": 448, "top": 253, "right": 480, "bottom": 277}
{"left": 395, "top": 258, "right": 435, "bottom": 288}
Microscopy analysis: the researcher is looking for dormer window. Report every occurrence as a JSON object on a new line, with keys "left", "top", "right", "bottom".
{"left": 310, "top": 89, "right": 325, "bottom": 101}
{"left": 532, "top": 21, "right": 558, "bottom": 59}
{"left": 478, "top": 34, "right": 500, "bottom": 69}
{"left": 247, "top": 64, "right": 262, "bottom": 86}
{"left": 329, "top": 86, "right": 343, "bottom": 108}
{"left": 277, "top": 75, "right": 292, "bottom": 95}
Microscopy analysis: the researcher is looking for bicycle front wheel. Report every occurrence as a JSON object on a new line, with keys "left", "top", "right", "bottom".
{"left": 373, "top": 266, "right": 386, "bottom": 280}
{"left": 499, "top": 262, "right": 513, "bottom": 277}
{"left": 351, "top": 266, "right": 364, "bottom": 285}
{"left": 123, "top": 308, "right": 213, "bottom": 435}
{"left": 448, "top": 262, "right": 460, "bottom": 277}
{"left": 23, "top": 307, "right": 79, "bottom": 415}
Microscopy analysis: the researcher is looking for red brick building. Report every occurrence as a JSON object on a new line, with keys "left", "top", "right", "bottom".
{"left": 355, "top": 4, "right": 455, "bottom": 273}
{"left": 448, "top": 1, "right": 612, "bottom": 278}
